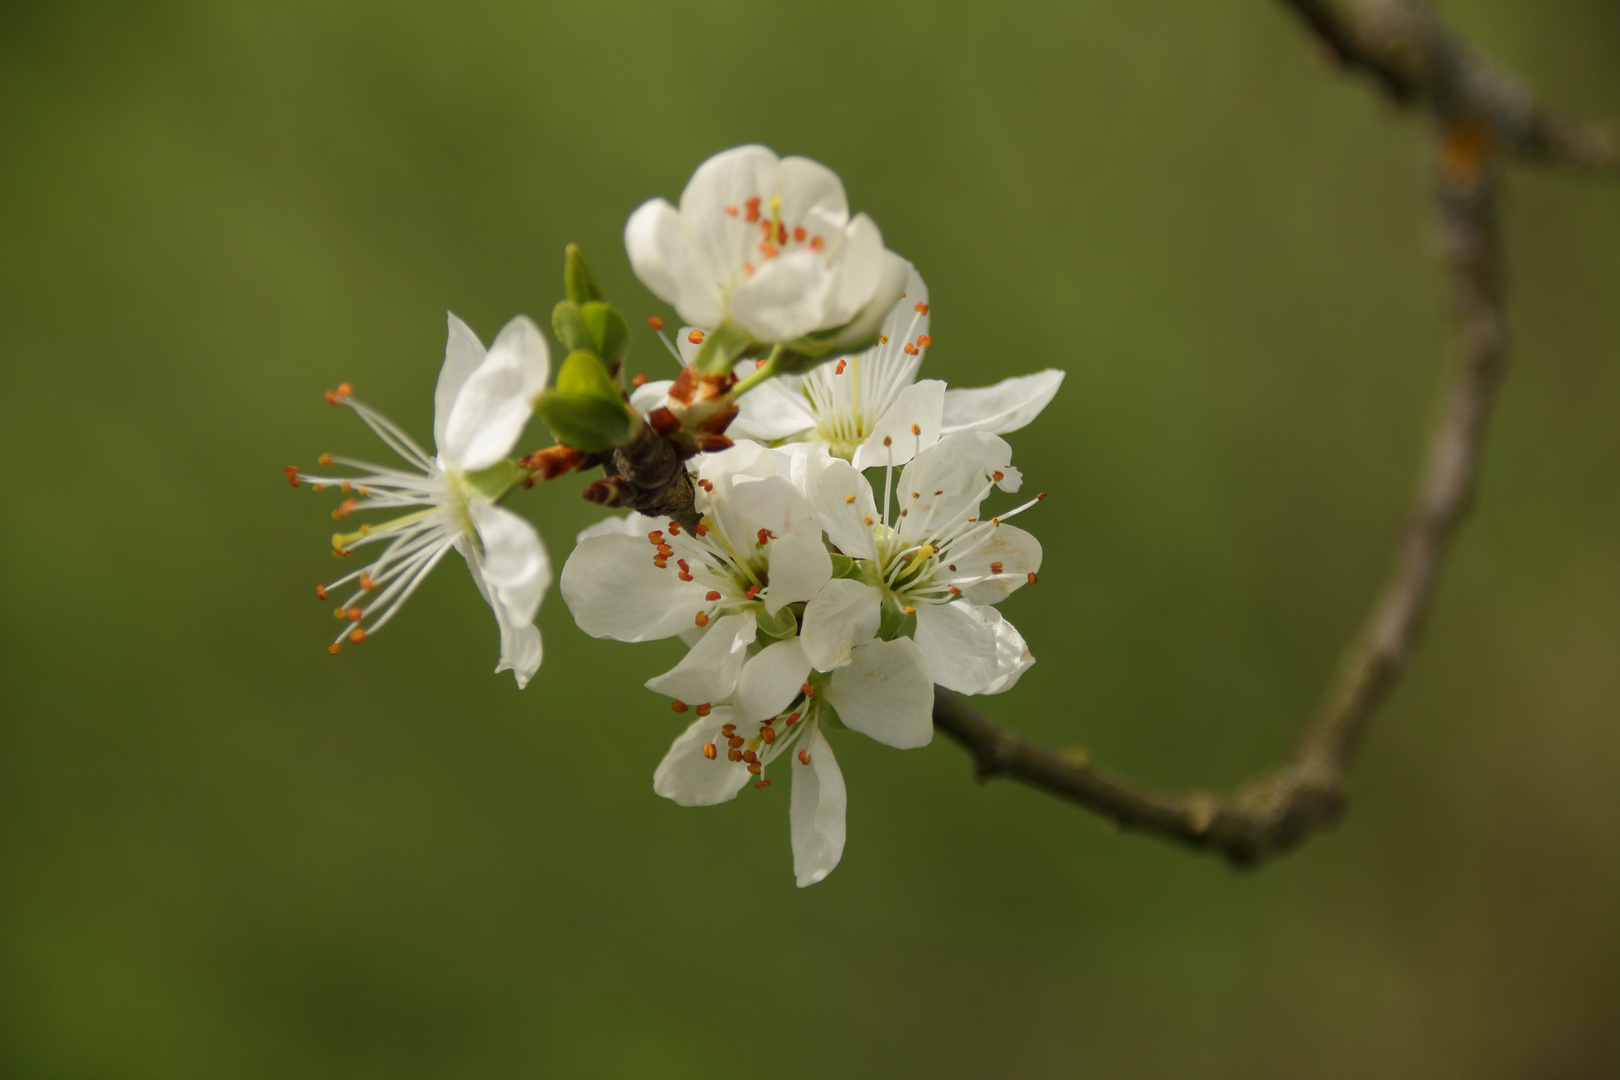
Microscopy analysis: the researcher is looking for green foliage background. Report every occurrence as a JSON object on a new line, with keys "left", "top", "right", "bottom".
{"left": 3, "top": 3, "right": 1619, "bottom": 1076}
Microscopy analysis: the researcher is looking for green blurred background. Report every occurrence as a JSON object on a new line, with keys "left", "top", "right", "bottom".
{"left": 3, "top": 2, "right": 1619, "bottom": 1076}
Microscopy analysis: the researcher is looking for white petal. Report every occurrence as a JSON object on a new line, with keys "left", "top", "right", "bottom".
{"left": 645, "top": 612, "right": 756, "bottom": 705}
{"left": 467, "top": 502, "right": 549, "bottom": 688}
{"left": 823, "top": 637, "right": 934, "bottom": 750}
{"left": 434, "top": 313, "right": 486, "bottom": 454}
{"left": 895, "top": 431, "right": 1014, "bottom": 544}
{"left": 440, "top": 315, "right": 550, "bottom": 472}
{"left": 730, "top": 249, "right": 837, "bottom": 343}
{"left": 626, "top": 199, "right": 724, "bottom": 328}
{"left": 761, "top": 525, "right": 832, "bottom": 614}
{"left": 733, "top": 639, "right": 812, "bottom": 722}
{"left": 850, "top": 379, "right": 945, "bottom": 471}
{"left": 981, "top": 608, "right": 1035, "bottom": 695}
{"left": 790, "top": 727, "right": 846, "bottom": 887}
{"left": 822, "top": 212, "right": 887, "bottom": 329}
{"left": 653, "top": 709, "right": 750, "bottom": 807}
{"left": 678, "top": 145, "right": 780, "bottom": 287}
{"left": 950, "top": 523, "right": 1043, "bottom": 605}
{"left": 729, "top": 380, "right": 815, "bottom": 443}
{"left": 800, "top": 578, "right": 882, "bottom": 671}
{"left": 940, "top": 370, "right": 1066, "bottom": 436}
{"left": 560, "top": 533, "right": 712, "bottom": 642}
{"left": 822, "top": 241, "right": 908, "bottom": 349}
{"left": 630, "top": 378, "right": 673, "bottom": 417}
{"left": 913, "top": 601, "right": 1002, "bottom": 696}
{"left": 776, "top": 155, "right": 851, "bottom": 239}
{"left": 807, "top": 459, "right": 880, "bottom": 562}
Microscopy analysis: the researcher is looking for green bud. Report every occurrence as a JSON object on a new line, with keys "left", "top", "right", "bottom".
{"left": 534, "top": 349, "right": 638, "bottom": 451}
{"left": 552, "top": 300, "right": 593, "bottom": 355}
{"left": 564, "top": 243, "right": 603, "bottom": 307}
{"left": 690, "top": 320, "right": 753, "bottom": 375}
{"left": 580, "top": 301, "right": 630, "bottom": 370}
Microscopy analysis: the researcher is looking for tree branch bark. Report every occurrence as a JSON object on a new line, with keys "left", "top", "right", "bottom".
{"left": 933, "top": 0, "right": 1603, "bottom": 867}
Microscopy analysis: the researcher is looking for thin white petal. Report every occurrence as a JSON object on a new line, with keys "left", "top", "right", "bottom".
{"left": 630, "top": 379, "right": 673, "bottom": 417}
{"left": 645, "top": 613, "right": 756, "bottom": 705}
{"left": 626, "top": 199, "right": 723, "bottom": 327}
{"left": 913, "top": 601, "right": 1000, "bottom": 696}
{"left": 790, "top": 727, "right": 846, "bottom": 887}
{"left": 729, "top": 380, "right": 815, "bottom": 442}
{"left": 435, "top": 313, "right": 486, "bottom": 454}
{"left": 575, "top": 512, "right": 644, "bottom": 544}
{"left": 808, "top": 459, "right": 880, "bottom": 562}
{"left": 733, "top": 639, "right": 812, "bottom": 723}
{"left": 823, "top": 637, "right": 934, "bottom": 750}
{"left": 761, "top": 525, "right": 832, "bottom": 614}
{"left": 654, "top": 709, "right": 750, "bottom": 807}
{"left": 800, "top": 578, "right": 882, "bottom": 671}
{"left": 441, "top": 315, "right": 550, "bottom": 471}
{"left": 940, "top": 370, "right": 1066, "bottom": 436}
{"left": 465, "top": 503, "right": 549, "bottom": 688}
{"left": 730, "top": 250, "right": 836, "bottom": 343}
{"left": 951, "top": 523, "right": 1043, "bottom": 605}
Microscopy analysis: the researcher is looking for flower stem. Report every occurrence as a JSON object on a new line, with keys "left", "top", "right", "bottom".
{"left": 730, "top": 345, "right": 787, "bottom": 398}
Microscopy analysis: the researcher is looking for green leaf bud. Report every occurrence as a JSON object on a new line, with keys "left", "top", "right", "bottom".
{"left": 580, "top": 301, "right": 630, "bottom": 371}
{"left": 552, "top": 300, "right": 593, "bottom": 355}
{"left": 564, "top": 243, "right": 603, "bottom": 307}
{"left": 535, "top": 350, "right": 639, "bottom": 451}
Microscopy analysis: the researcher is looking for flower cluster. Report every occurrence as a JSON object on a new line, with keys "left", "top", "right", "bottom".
{"left": 288, "top": 143, "right": 1063, "bottom": 886}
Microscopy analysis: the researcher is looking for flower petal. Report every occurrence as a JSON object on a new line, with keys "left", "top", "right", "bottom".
{"left": 940, "top": 370, "right": 1065, "bottom": 436}
{"left": 981, "top": 607, "right": 1035, "bottom": 695}
{"left": 560, "top": 532, "right": 712, "bottom": 642}
{"left": 626, "top": 199, "right": 724, "bottom": 328}
{"left": 800, "top": 578, "right": 882, "bottom": 672}
{"left": 734, "top": 639, "right": 812, "bottom": 723}
{"left": 823, "top": 637, "right": 934, "bottom": 750}
{"left": 850, "top": 379, "right": 945, "bottom": 471}
{"left": 729, "top": 380, "right": 815, "bottom": 442}
{"left": 440, "top": 315, "right": 550, "bottom": 472}
{"left": 574, "top": 512, "right": 644, "bottom": 544}
{"left": 761, "top": 524, "right": 832, "bottom": 615}
{"left": 678, "top": 144, "right": 781, "bottom": 292}
{"left": 467, "top": 502, "right": 549, "bottom": 688}
{"left": 822, "top": 212, "right": 887, "bottom": 329}
{"left": 730, "top": 249, "right": 838, "bottom": 343}
{"left": 653, "top": 708, "right": 750, "bottom": 807}
{"left": 949, "top": 523, "right": 1043, "bottom": 605}
{"left": 434, "top": 313, "right": 486, "bottom": 454}
{"left": 913, "top": 601, "right": 1002, "bottom": 696}
{"left": 807, "top": 459, "right": 880, "bottom": 562}
{"left": 645, "top": 612, "right": 756, "bottom": 705}
{"left": 777, "top": 155, "right": 850, "bottom": 240}
{"left": 790, "top": 726, "right": 846, "bottom": 887}
{"left": 821, "top": 248, "right": 910, "bottom": 351}
{"left": 629, "top": 378, "right": 674, "bottom": 417}
{"left": 895, "top": 431, "right": 1013, "bottom": 544}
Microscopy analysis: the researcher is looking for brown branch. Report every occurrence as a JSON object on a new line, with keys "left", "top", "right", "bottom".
{"left": 933, "top": 2, "right": 1543, "bottom": 867}
{"left": 1280, "top": 0, "right": 1620, "bottom": 174}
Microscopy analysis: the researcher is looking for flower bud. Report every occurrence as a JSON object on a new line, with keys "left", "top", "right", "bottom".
{"left": 534, "top": 350, "right": 639, "bottom": 452}
{"left": 563, "top": 242, "right": 603, "bottom": 307}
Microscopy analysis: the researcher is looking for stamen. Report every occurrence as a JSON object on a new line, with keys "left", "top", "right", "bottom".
{"left": 759, "top": 726, "right": 776, "bottom": 744}
{"left": 728, "top": 747, "right": 743, "bottom": 762}
{"left": 1028, "top": 572, "right": 1039, "bottom": 584}
{"left": 332, "top": 498, "right": 358, "bottom": 520}
{"left": 785, "top": 712, "right": 801, "bottom": 725}
{"left": 694, "top": 611, "right": 709, "bottom": 627}
{"left": 914, "top": 302, "right": 930, "bottom": 314}
{"left": 647, "top": 316, "right": 664, "bottom": 330}
{"left": 703, "top": 742, "right": 718, "bottom": 760}
{"left": 917, "top": 334, "right": 933, "bottom": 347}
{"left": 706, "top": 590, "right": 722, "bottom": 601}
{"left": 798, "top": 749, "right": 812, "bottom": 765}
{"left": 631, "top": 373, "right": 647, "bottom": 388}
{"left": 754, "top": 779, "right": 771, "bottom": 788}
{"left": 346, "top": 607, "right": 363, "bottom": 622}
{"left": 327, "top": 643, "right": 341, "bottom": 655}
{"left": 348, "top": 628, "right": 366, "bottom": 643}
{"left": 695, "top": 703, "right": 711, "bottom": 717}
{"left": 672, "top": 700, "right": 689, "bottom": 713}
{"left": 800, "top": 683, "right": 816, "bottom": 698}
{"left": 688, "top": 330, "right": 705, "bottom": 344}
{"left": 284, "top": 466, "right": 300, "bottom": 487}
{"left": 315, "top": 584, "right": 327, "bottom": 600}
{"left": 845, "top": 494, "right": 856, "bottom": 504}
{"left": 747, "top": 763, "right": 762, "bottom": 775}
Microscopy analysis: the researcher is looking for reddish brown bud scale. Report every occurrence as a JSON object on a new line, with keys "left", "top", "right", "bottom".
{"left": 648, "top": 407, "right": 680, "bottom": 435}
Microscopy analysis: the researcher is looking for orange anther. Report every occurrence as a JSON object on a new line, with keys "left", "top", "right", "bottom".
{"left": 346, "top": 607, "right": 363, "bottom": 622}
{"left": 882, "top": 436, "right": 892, "bottom": 446}
{"left": 914, "top": 303, "right": 929, "bottom": 315}
{"left": 1027, "top": 572, "right": 1039, "bottom": 585}
{"left": 336, "top": 383, "right": 353, "bottom": 398}
{"left": 992, "top": 471, "right": 1004, "bottom": 482}
{"left": 744, "top": 196, "right": 761, "bottom": 222}
{"left": 990, "top": 562, "right": 1003, "bottom": 574}
{"left": 631, "top": 373, "right": 647, "bottom": 388}
{"left": 1037, "top": 492, "right": 1047, "bottom": 500}
{"left": 809, "top": 235, "right": 824, "bottom": 252}
{"left": 917, "top": 334, "right": 932, "bottom": 348}
{"left": 705, "top": 590, "right": 722, "bottom": 601}
{"left": 904, "top": 343, "right": 919, "bottom": 355}
{"left": 327, "top": 643, "right": 341, "bottom": 655}
{"left": 331, "top": 498, "right": 358, "bottom": 520}
{"left": 694, "top": 523, "right": 709, "bottom": 536}
{"left": 746, "top": 763, "right": 762, "bottom": 775}
{"left": 797, "top": 749, "right": 811, "bottom": 765}
{"left": 835, "top": 359, "right": 847, "bottom": 375}
{"left": 785, "top": 712, "right": 800, "bottom": 725}
{"left": 672, "top": 700, "right": 689, "bottom": 713}
{"left": 703, "top": 742, "right": 718, "bottom": 760}
{"left": 863, "top": 515, "right": 873, "bottom": 526}
{"left": 647, "top": 315, "right": 665, "bottom": 330}
{"left": 318, "top": 453, "right": 333, "bottom": 467}
{"left": 756, "top": 528, "right": 773, "bottom": 547}
{"left": 728, "top": 735, "right": 744, "bottom": 749}
{"left": 311, "top": 484, "right": 325, "bottom": 492}
{"left": 844, "top": 493, "right": 856, "bottom": 504}
{"left": 696, "top": 703, "right": 711, "bottom": 717}
{"left": 742, "top": 750, "right": 758, "bottom": 765}
{"left": 284, "top": 466, "right": 300, "bottom": 488}
{"left": 340, "top": 481, "right": 352, "bottom": 494}
{"left": 800, "top": 683, "right": 815, "bottom": 698}
{"left": 759, "top": 726, "right": 776, "bottom": 744}
{"left": 334, "top": 607, "right": 346, "bottom": 619}
{"left": 744, "top": 585, "right": 759, "bottom": 601}
{"left": 948, "top": 586, "right": 961, "bottom": 595}
{"left": 360, "top": 573, "right": 376, "bottom": 591}
{"left": 793, "top": 226, "right": 806, "bottom": 242}
{"left": 754, "top": 779, "right": 772, "bottom": 789}
{"left": 315, "top": 584, "right": 327, "bottom": 600}
{"left": 688, "top": 329, "right": 705, "bottom": 344}
{"left": 348, "top": 628, "right": 366, "bottom": 643}
{"left": 910, "top": 424, "right": 921, "bottom": 436}
{"left": 694, "top": 611, "right": 709, "bottom": 627}
{"left": 904, "top": 605, "right": 916, "bottom": 616}
{"left": 721, "top": 723, "right": 736, "bottom": 734}
{"left": 648, "top": 530, "right": 663, "bottom": 542}
{"left": 879, "top": 334, "right": 889, "bottom": 344}
{"left": 727, "top": 747, "right": 743, "bottom": 762}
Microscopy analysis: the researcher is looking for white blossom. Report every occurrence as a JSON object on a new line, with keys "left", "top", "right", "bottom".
{"left": 624, "top": 145, "right": 908, "bottom": 347}
{"left": 293, "top": 314, "right": 550, "bottom": 687}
